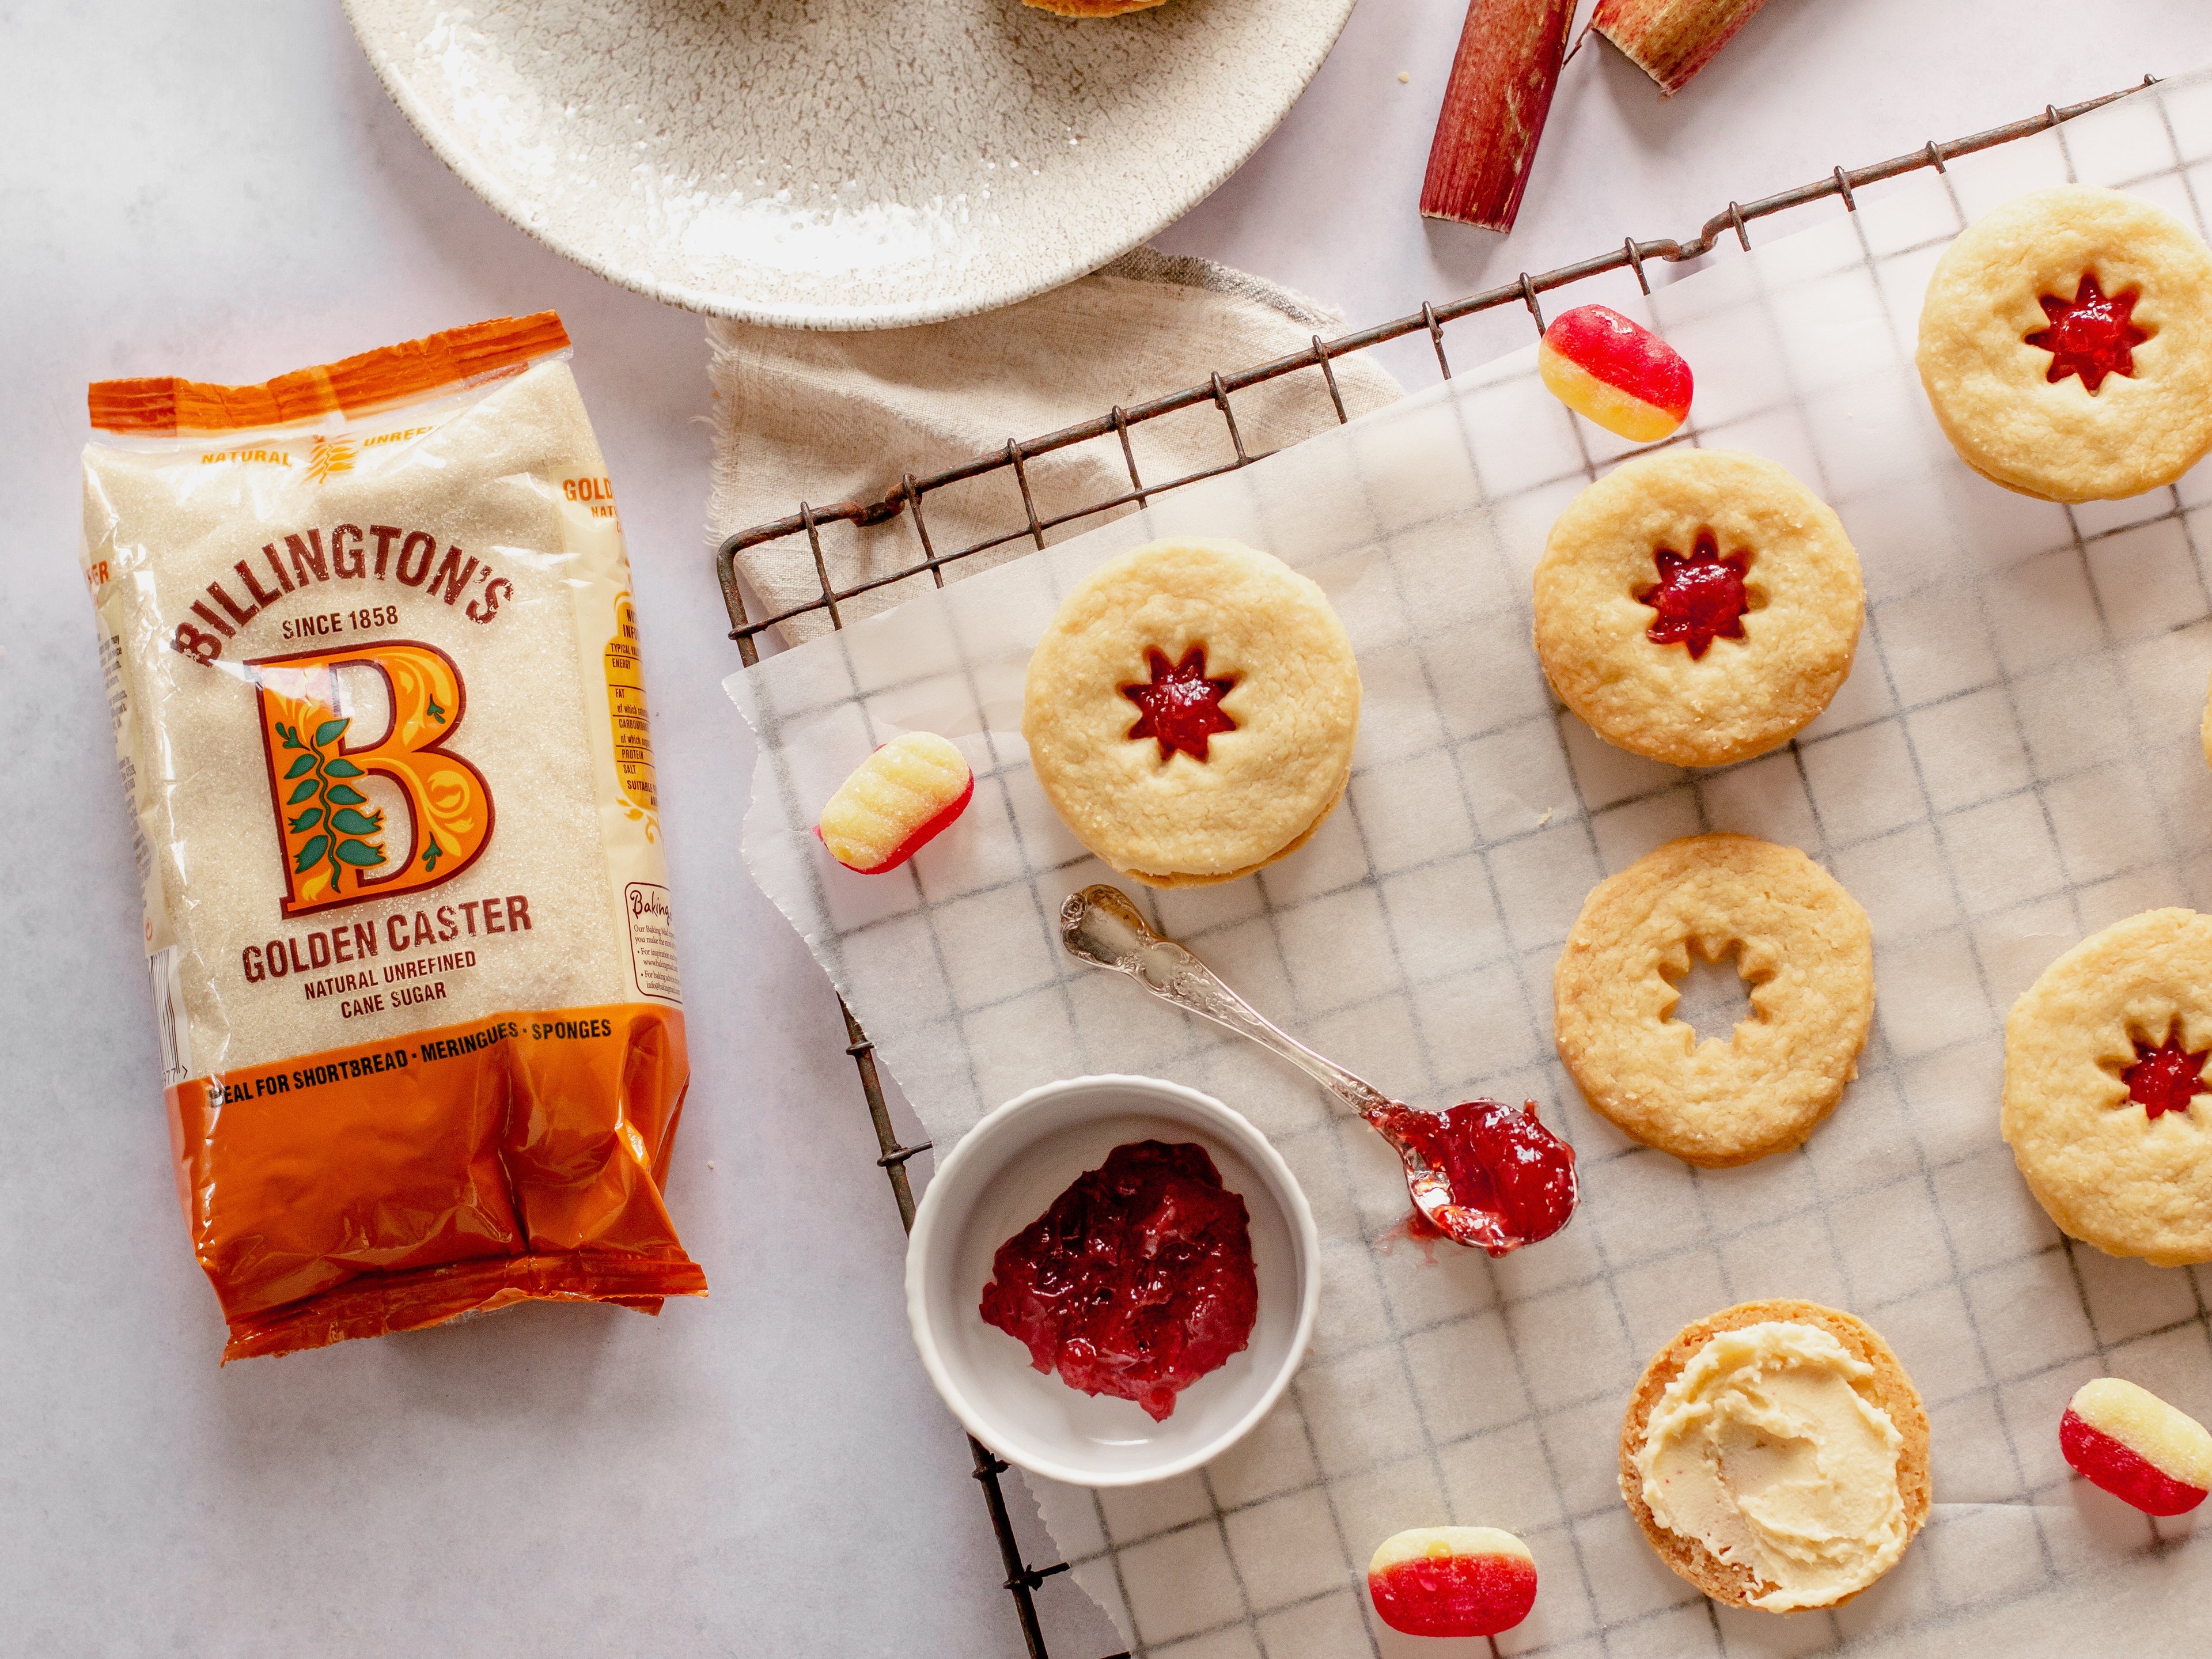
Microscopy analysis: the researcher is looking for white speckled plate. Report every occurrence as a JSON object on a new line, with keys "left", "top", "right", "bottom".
{"left": 343, "top": 0, "right": 1358, "bottom": 329}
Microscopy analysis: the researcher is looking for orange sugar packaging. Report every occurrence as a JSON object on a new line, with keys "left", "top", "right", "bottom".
{"left": 79, "top": 315, "right": 706, "bottom": 1360}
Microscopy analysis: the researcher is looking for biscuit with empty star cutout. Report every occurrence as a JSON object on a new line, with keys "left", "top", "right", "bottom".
{"left": 1555, "top": 834, "right": 1874, "bottom": 1167}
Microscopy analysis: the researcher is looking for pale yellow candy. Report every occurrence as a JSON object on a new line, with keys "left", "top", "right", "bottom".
{"left": 818, "top": 732, "right": 972, "bottom": 872}
{"left": 1539, "top": 347, "right": 1685, "bottom": 442}
{"left": 2071, "top": 1377, "right": 2212, "bottom": 1489}
{"left": 1368, "top": 1526, "right": 1531, "bottom": 1577}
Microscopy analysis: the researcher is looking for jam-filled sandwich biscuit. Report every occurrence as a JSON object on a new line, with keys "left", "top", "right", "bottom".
{"left": 1555, "top": 834, "right": 1873, "bottom": 1167}
{"left": 1533, "top": 450, "right": 1862, "bottom": 768}
{"left": 1918, "top": 185, "right": 2212, "bottom": 502}
{"left": 1022, "top": 537, "right": 1359, "bottom": 887}
{"left": 2003, "top": 907, "right": 2212, "bottom": 1266}
{"left": 1622, "top": 1301, "right": 1930, "bottom": 1613}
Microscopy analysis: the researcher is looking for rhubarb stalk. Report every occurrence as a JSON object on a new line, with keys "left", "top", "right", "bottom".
{"left": 1591, "top": 0, "right": 1774, "bottom": 96}
{"left": 1419, "top": 0, "right": 1577, "bottom": 233}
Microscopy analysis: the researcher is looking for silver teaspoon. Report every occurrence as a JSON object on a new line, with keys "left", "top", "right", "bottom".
{"left": 1058, "top": 884, "right": 1578, "bottom": 1255}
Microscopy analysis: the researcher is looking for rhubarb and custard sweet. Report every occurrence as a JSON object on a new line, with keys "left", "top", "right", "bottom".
{"left": 816, "top": 732, "right": 975, "bottom": 874}
{"left": 1555, "top": 834, "right": 1874, "bottom": 1168}
{"left": 1532, "top": 450, "right": 1862, "bottom": 767}
{"left": 1622, "top": 1301, "right": 1929, "bottom": 1613}
{"left": 1022, "top": 538, "right": 1359, "bottom": 887}
{"left": 1539, "top": 304, "right": 1694, "bottom": 442}
{"left": 1367, "top": 1527, "right": 1537, "bottom": 1639}
{"left": 2060, "top": 1377, "right": 2212, "bottom": 1516}
{"left": 2003, "top": 907, "right": 2212, "bottom": 1266}
{"left": 1918, "top": 185, "right": 2212, "bottom": 502}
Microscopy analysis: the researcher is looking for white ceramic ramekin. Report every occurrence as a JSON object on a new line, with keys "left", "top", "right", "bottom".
{"left": 905, "top": 1074, "right": 1319, "bottom": 1487}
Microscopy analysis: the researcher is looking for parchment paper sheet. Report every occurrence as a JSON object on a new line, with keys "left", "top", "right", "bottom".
{"left": 731, "top": 70, "right": 2212, "bottom": 1658}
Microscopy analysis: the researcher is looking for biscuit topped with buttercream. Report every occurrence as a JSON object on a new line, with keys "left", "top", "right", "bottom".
{"left": 1621, "top": 1300, "right": 1929, "bottom": 1613}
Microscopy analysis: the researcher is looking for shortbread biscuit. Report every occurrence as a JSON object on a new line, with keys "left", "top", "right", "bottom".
{"left": 2003, "top": 907, "right": 2212, "bottom": 1266}
{"left": 1533, "top": 450, "right": 1862, "bottom": 768}
{"left": 1022, "top": 537, "right": 1359, "bottom": 887}
{"left": 1023, "top": 0, "right": 1167, "bottom": 13}
{"left": 1918, "top": 185, "right": 2212, "bottom": 502}
{"left": 1621, "top": 1301, "right": 1929, "bottom": 1612}
{"left": 1555, "top": 834, "right": 1873, "bottom": 1166}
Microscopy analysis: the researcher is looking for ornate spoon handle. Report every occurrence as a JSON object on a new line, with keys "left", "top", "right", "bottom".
{"left": 1058, "top": 885, "right": 1397, "bottom": 1120}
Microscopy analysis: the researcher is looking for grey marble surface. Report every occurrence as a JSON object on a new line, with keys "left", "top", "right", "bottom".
{"left": 3, "top": 4, "right": 2210, "bottom": 1656}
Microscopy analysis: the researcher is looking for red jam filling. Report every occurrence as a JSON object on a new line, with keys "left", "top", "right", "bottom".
{"left": 1369, "top": 1551, "right": 1539, "bottom": 1639}
{"left": 978, "top": 1140, "right": 1258, "bottom": 1422}
{"left": 1122, "top": 645, "right": 1238, "bottom": 763}
{"left": 1370, "top": 1099, "right": 1578, "bottom": 1256}
{"left": 2061, "top": 1407, "right": 2209, "bottom": 1516}
{"left": 2027, "top": 272, "right": 2147, "bottom": 393}
{"left": 2121, "top": 1027, "right": 2209, "bottom": 1120}
{"left": 1635, "top": 531, "right": 1750, "bottom": 660}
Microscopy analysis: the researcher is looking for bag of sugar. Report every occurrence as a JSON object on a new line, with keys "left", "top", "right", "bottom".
{"left": 80, "top": 314, "right": 706, "bottom": 1359}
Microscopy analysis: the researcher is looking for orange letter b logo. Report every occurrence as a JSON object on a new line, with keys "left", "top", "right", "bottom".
{"left": 251, "top": 641, "right": 494, "bottom": 916}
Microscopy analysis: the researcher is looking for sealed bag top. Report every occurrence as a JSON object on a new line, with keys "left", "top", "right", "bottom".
{"left": 83, "top": 315, "right": 704, "bottom": 1360}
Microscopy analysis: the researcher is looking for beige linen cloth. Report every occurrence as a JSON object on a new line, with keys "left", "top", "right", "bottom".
{"left": 707, "top": 249, "right": 1403, "bottom": 646}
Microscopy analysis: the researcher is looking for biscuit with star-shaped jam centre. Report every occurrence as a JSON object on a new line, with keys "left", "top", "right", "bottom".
{"left": 2004, "top": 906, "right": 2212, "bottom": 1266}
{"left": 1022, "top": 537, "right": 1359, "bottom": 887}
{"left": 1533, "top": 449, "right": 1862, "bottom": 768}
{"left": 1918, "top": 185, "right": 2212, "bottom": 502}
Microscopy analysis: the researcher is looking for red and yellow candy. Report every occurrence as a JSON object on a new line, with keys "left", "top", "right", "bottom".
{"left": 2059, "top": 1377, "right": 2212, "bottom": 1516}
{"left": 1367, "top": 1526, "right": 1536, "bottom": 1639}
{"left": 816, "top": 732, "right": 974, "bottom": 874}
{"left": 1538, "top": 304, "right": 1694, "bottom": 442}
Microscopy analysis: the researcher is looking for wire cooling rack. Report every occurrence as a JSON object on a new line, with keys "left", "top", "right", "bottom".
{"left": 713, "top": 77, "right": 2156, "bottom": 1659}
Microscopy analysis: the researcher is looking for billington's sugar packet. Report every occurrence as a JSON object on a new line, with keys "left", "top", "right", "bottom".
{"left": 81, "top": 315, "right": 706, "bottom": 1360}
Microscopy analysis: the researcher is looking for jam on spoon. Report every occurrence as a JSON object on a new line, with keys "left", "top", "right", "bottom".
{"left": 1059, "top": 885, "right": 1581, "bottom": 1256}
{"left": 979, "top": 1140, "right": 1259, "bottom": 1422}
{"left": 1371, "top": 1099, "right": 1578, "bottom": 1253}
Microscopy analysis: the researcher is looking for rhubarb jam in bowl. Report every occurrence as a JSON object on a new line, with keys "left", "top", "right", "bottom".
{"left": 906, "top": 1074, "right": 1319, "bottom": 1486}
